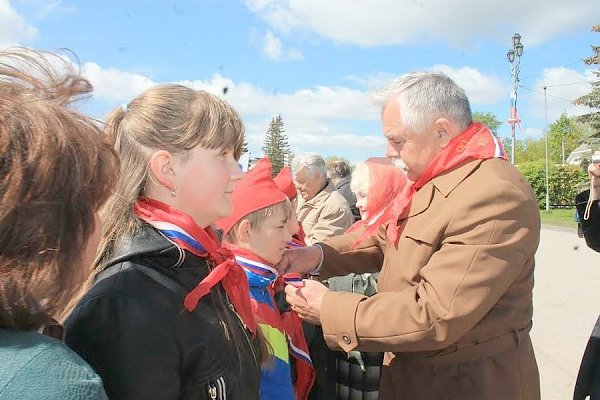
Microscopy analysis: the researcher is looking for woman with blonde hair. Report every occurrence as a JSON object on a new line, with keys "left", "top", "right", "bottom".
{"left": 65, "top": 84, "right": 263, "bottom": 399}
{"left": 0, "top": 47, "right": 117, "bottom": 399}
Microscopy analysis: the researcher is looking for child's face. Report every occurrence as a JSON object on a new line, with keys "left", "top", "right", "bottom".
{"left": 248, "top": 208, "right": 292, "bottom": 265}
{"left": 173, "top": 145, "right": 243, "bottom": 227}
{"left": 355, "top": 190, "right": 368, "bottom": 220}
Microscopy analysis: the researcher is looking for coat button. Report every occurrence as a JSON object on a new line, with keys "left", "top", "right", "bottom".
{"left": 342, "top": 334, "right": 351, "bottom": 344}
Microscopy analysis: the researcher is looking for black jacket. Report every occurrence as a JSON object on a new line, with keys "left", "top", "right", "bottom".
{"left": 65, "top": 224, "right": 260, "bottom": 400}
{"left": 574, "top": 190, "right": 600, "bottom": 399}
{"left": 335, "top": 177, "right": 360, "bottom": 222}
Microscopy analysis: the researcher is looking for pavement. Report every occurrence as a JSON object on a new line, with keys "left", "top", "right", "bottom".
{"left": 532, "top": 225, "right": 600, "bottom": 399}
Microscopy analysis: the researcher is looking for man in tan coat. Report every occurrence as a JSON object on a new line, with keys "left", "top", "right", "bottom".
{"left": 280, "top": 72, "right": 541, "bottom": 399}
{"left": 291, "top": 153, "right": 354, "bottom": 246}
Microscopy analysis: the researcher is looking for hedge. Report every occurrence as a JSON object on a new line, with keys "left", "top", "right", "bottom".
{"left": 516, "top": 160, "right": 588, "bottom": 209}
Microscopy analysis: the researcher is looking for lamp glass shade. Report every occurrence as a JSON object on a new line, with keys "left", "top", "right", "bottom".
{"left": 507, "top": 49, "right": 515, "bottom": 63}
{"left": 515, "top": 43, "right": 524, "bottom": 56}
{"left": 512, "top": 33, "right": 521, "bottom": 47}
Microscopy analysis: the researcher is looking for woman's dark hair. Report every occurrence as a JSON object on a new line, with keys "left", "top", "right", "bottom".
{"left": 0, "top": 47, "right": 118, "bottom": 329}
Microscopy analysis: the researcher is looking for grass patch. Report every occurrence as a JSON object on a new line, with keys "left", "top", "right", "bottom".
{"left": 540, "top": 208, "right": 577, "bottom": 229}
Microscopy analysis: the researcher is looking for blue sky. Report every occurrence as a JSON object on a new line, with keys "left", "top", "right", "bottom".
{"left": 1, "top": 0, "right": 598, "bottom": 162}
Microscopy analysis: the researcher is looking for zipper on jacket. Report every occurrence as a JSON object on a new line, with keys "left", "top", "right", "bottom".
{"left": 207, "top": 382, "right": 217, "bottom": 400}
{"left": 206, "top": 376, "right": 227, "bottom": 400}
{"left": 228, "top": 301, "right": 258, "bottom": 367}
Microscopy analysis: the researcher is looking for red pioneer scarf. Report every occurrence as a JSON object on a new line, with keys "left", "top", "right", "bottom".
{"left": 134, "top": 197, "right": 257, "bottom": 334}
{"left": 355, "top": 122, "right": 507, "bottom": 246}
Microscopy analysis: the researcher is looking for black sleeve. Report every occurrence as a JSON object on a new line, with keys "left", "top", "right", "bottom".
{"left": 575, "top": 189, "right": 600, "bottom": 253}
{"left": 65, "top": 294, "right": 180, "bottom": 400}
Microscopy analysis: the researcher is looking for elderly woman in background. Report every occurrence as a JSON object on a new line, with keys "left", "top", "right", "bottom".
{"left": 292, "top": 153, "right": 354, "bottom": 246}
{"left": 0, "top": 48, "right": 117, "bottom": 399}
{"left": 323, "top": 159, "right": 408, "bottom": 400}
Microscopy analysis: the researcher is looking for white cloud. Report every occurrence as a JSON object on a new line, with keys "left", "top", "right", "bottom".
{"left": 178, "top": 73, "right": 382, "bottom": 158}
{"left": 81, "top": 62, "right": 157, "bottom": 101}
{"left": 262, "top": 31, "right": 303, "bottom": 61}
{"left": 430, "top": 65, "right": 505, "bottom": 105}
{"left": 524, "top": 67, "right": 595, "bottom": 124}
{"left": 244, "top": 0, "right": 598, "bottom": 47}
{"left": 79, "top": 62, "right": 380, "bottom": 159}
{"left": 80, "top": 61, "right": 509, "bottom": 160}
{"left": 263, "top": 31, "right": 282, "bottom": 60}
{"left": 0, "top": 0, "right": 37, "bottom": 47}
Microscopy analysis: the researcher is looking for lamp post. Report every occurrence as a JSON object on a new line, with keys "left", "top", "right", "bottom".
{"left": 544, "top": 86, "right": 550, "bottom": 211}
{"left": 507, "top": 33, "right": 524, "bottom": 164}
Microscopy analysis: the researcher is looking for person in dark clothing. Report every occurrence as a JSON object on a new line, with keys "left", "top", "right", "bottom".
{"left": 64, "top": 85, "right": 265, "bottom": 400}
{"left": 574, "top": 160, "right": 600, "bottom": 400}
{"left": 328, "top": 160, "right": 361, "bottom": 221}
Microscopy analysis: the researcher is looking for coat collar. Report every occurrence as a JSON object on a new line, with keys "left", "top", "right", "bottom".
{"left": 301, "top": 180, "right": 336, "bottom": 209}
{"left": 407, "top": 159, "right": 484, "bottom": 218}
{"left": 335, "top": 176, "right": 351, "bottom": 190}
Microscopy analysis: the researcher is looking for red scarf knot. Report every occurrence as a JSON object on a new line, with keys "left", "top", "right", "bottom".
{"left": 134, "top": 197, "right": 257, "bottom": 334}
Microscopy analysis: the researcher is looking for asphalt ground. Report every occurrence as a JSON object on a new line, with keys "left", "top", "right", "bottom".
{"left": 532, "top": 225, "right": 600, "bottom": 399}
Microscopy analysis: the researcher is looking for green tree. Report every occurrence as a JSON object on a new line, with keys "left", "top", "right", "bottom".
{"left": 262, "top": 115, "right": 290, "bottom": 176}
{"left": 548, "top": 112, "right": 583, "bottom": 164}
{"left": 473, "top": 111, "right": 502, "bottom": 136}
{"left": 515, "top": 137, "right": 546, "bottom": 163}
{"left": 574, "top": 25, "right": 600, "bottom": 143}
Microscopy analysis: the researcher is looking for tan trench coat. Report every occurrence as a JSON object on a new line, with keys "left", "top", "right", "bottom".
{"left": 318, "top": 158, "right": 541, "bottom": 400}
{"left": 297, "top": 180, "right": 354, "bottom": 245}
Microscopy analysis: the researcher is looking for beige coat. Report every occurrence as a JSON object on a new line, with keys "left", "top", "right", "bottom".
{"left": 297, "top": 180, "right": 354, "bottom": 245}
{"left": 318, "top": 158, "right": 541, "bottom": 400}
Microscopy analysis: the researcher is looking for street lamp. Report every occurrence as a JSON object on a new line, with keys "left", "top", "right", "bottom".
{"left": 507, "top": 33, "right": 524, "bottom": 164}
{"left": 544, "top": 86, "right": 550, "bottom": 211}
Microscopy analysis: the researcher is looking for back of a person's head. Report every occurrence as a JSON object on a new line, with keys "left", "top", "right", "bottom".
{"left": 0, "top": 47, "right": 118, "bottom": 329}
{"left": 98, "top": 85, "right": 245, "bottom": 267}
{"left": 328, "top": 160, "right": 352, "bottom": 180}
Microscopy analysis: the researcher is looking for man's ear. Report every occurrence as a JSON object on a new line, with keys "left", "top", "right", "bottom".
{"left": 149, "top": 150, "right": 177, "bottom": 191}
{"left": 434, "top": 118, "right": 454, "bottom": 148}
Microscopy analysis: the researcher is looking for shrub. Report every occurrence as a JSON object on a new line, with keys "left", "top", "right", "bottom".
{"left": 517, "top": 161, "right": 587, "bottom": 209}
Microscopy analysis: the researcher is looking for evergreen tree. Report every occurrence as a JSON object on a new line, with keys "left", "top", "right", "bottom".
{"left": 574, "top": 25, "right": 600, "bottom": 145}
{"left": 262, "top": 115, "right": 290, "bottom": 176}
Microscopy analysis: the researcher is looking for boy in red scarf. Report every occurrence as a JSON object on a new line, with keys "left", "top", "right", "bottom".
{"left": 218, "top": 158, "right": 314, "bottom": 400}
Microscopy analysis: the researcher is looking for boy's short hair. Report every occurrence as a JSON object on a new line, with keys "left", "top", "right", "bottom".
{"left": 225, "top": 199, "right": 292, "bottom": 243}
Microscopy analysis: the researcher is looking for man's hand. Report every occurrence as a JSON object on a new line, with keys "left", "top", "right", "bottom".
{"left": 276, "top": 245, "right": 322, "bottom": 275}
{"left": 285, "top": 279, "right": 328, "bottom": 325}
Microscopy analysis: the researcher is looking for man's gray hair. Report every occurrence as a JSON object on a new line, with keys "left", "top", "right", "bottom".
{"left": 291, "top": 153, "right": 327, "bottom": 180}
{"left": 371, "top": 71, "right": 472, "bottom": 134}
